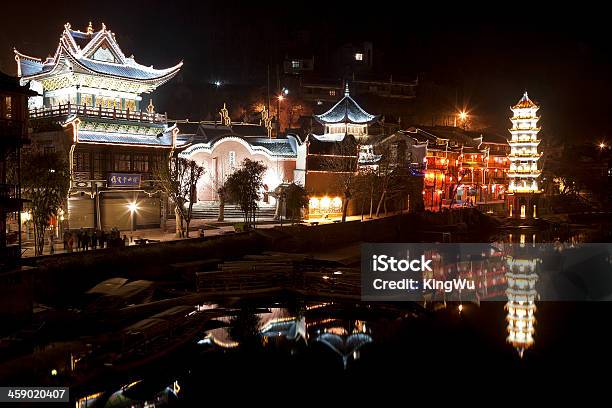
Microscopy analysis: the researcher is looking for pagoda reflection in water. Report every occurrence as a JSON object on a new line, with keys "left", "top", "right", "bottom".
{"left": 504, "top": 233, "right": 539, "bottom": 357}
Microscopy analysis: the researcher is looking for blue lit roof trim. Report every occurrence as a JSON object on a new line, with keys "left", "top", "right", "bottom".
{"left": 314, "top": 95, "right": 378, "bottom": 125}
{"left": 77, "top": 127, "right": 174, "bottom": 146}
{"left": 76, "top": 57, "right": 181, "bottom": 81}
{"left": 14, "top": 23, "right": 182, "bottom": 84}
{"left": 179, "top": 135, "right": 299, "bottom": 159}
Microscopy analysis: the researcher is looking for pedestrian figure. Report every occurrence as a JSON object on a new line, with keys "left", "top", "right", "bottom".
{"left": 76, "top": 229, "right": 82, "bottom": 251}
{"left": 123, "top": 234, "right": 129, "bottom": 247}
{"left": 82, "top": 232, "right": 89, "bottom": 251}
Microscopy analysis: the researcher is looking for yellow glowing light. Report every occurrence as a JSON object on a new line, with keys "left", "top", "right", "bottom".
{"left": 332, "top": 196, "right": 342, "bottom": 209}
{"left": 599, "top": 142, "right": 606, "bottom": 149}
{"left": 127, "top": 202, "right": 139, "bottom": 213}
{"left": 309, "top": 197, "right": 319, "bottom": 209}
{"left": 320, "top": 196, "right": 331, "bottom": 209}
{"left": 458, "top": 304, "right": 463, "bottom": 313}
{"left": 458, "top": 111, "right": 468, "bottom": 121}
{"left": 278, "top": 95, "right": 284, "bottom": 101}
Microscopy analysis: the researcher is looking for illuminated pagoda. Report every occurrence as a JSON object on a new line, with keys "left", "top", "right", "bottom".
{"left": 14, "top": 22, "right": 182, "bottom": 231}
{"left": 302, "top": 84, "right": 379, "bottom": 219}
{"left": 314, "top": 83, "right": 379, "bottom": 140}
{"left": 505, "top": 247, "right": 539, "bottom": 358}
{"left": 506, "top": 92, "right": 542, "bottom": 219}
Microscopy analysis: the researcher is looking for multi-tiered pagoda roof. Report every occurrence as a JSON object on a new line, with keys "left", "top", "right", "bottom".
{"left": 14, "top": 22, "right": 182, "bottom": 93}
{"left": 512, "top": 92, "right": 538, "bottom": 110}
{"left": 314, "top": 85, "right": 378, "bottom": 125}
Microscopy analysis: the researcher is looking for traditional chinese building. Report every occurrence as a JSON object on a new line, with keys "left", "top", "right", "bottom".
{"left": 176, "top": 105, "right": 299, "bottom": 207}
{"left": 506, "top": 92, "right": 542, "bottom": 219}
{"left": 405, "top": 126, "right": 510, "bottom": 213}
{"left": 15, "top": 22, "right": 182, "bottom": 231}
{"left": 301, "top": 85, "right": 376, "bottom": 219}
{"left": 1, "top": 72, "right": 33, "bottom": 265}
{"left": 0, "top": 71, "right": 36, "bottom": 328}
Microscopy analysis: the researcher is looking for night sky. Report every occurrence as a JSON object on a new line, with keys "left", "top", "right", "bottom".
{"left": 1, "top": 1, "right": 610, "bottom": 143}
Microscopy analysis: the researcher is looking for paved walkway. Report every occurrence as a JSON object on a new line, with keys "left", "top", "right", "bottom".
{"left": 20, "top": 212, "right": 401, "bottom": 258}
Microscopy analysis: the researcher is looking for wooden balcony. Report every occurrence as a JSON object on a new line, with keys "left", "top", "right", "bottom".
{"left": 29, "top": 103, "right": 167, "bottom": 124}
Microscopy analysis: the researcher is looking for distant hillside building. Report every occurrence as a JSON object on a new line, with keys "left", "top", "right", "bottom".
{"left": 15, "top": 22, "right": 182, "bottom": 231}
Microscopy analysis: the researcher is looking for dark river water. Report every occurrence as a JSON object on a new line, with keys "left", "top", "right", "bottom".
{"left": 65, "top": 227, "right": 612, "bottom": 407}
{"left": 1, "top": 226, "right": 608, "bottom": 405}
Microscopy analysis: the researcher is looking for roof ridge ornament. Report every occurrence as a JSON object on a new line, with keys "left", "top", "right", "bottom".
{"left": 147, "top": 99, "right": 155, "bottom": 114}
{"left": 344, "top": 82, "right": 350, "bottom": 96}
{"left": 86, "top": 21, "right": 94, "bottom": 35}
{"left": 260, "top": 105, "right": 273, "bottom": 138}
{"left": 220, "top": 103, "right": 231, "bottom": 127}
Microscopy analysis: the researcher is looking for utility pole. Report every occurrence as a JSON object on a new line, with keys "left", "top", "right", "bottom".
{"left": 267, "top": 64, "right": 270, "bottom": 115}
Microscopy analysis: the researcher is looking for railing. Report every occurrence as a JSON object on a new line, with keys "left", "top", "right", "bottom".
{"left": 29, "top": 103, "right": 167, "bottom": 124}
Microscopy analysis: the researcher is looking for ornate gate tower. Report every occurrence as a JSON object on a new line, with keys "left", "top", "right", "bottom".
{"left": 506, "top": 92, "right": 542, "bottom": 219}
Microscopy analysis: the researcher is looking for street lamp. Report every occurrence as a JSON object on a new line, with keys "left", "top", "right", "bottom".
{"left": 455, "top": 110, "right": 469, "bottom": 130}
{"left": 599, "top": 142, "right": 606, "bottom": 150}
{"left": 127, "top": 201, "right": 139, "bottom": 232}
{"left": 276, "top": 94, "right": 285, "bottom": 136}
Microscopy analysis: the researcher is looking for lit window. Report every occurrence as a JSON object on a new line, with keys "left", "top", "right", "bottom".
{"left": 114, "top": 154, "right": 131, "bottom": 172}
{"left": 355, "top": 53, "right": 363, "bottom": 61}
{"left": 292, "top": 60, "right": 300, "bottom": 69}
{"left": 229, "top": 151, "right": 236, "bottom": 168}
{"left": 329, "top": 90, "right": 336, "bottom": 96}
{"left": 133, "top": 154, "right": 149, "bottom": 172}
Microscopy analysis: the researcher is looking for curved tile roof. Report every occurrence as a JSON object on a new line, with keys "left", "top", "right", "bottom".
{"left": 77, "top": 130, "right": 174, "bottom": 146}
{"left": 76, "top": 57, "right": 182, "bottom": 81}
{"left": 314, "top": 89, "right": 378, "bottom": 125}
{"left": 14, "top": 23, "right": 182, "bottom": 84}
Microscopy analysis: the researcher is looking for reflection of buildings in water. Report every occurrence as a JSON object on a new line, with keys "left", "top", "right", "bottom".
{"left": 423, "top": 248, "right": 508, "bottom": 302}
{"left": 309, "top": 318, "right": 372, "bottom": 369}
{"left": 200, "top": 307, "right": 372, "bottom": 369}
{"left": 315, "top": 332, "right": 372, "bottom": 369}
{"left": 505, "top": 235, "right": 539, "bottom": 357}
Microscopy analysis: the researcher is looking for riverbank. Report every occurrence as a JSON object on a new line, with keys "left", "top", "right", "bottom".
{"left": 25, "top": 209, "right": 500, "bottom": 305}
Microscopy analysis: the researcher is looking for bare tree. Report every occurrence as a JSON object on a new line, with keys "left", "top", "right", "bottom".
{"left": 319, "top": 138, "right": 359, "bottom": 222}
{"left": 21, "top": 150, "right": 69, "bottom": 256}
{"left": 155, "top": 155, "right": 205, "bottom": 238}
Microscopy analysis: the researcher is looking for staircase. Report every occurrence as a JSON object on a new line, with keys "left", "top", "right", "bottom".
{"left": 189, "top": 203, "right": 276, "bottom": 220}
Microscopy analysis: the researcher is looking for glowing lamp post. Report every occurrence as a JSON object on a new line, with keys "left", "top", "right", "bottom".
{"left": 455, "top": 110, "right": 469, "bottom": 129}
{"left": 276, "top": 88, "right": 288, "bottom": 135}
{"left": 127, "top": 201, "right": 139, "bottom": 232}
